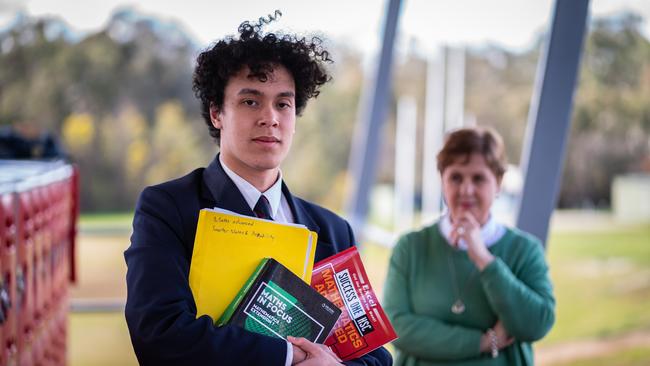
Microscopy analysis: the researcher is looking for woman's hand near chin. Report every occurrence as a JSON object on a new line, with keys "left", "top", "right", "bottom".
{"left": 451, "top": 211, "right": 494, "bottom": 270}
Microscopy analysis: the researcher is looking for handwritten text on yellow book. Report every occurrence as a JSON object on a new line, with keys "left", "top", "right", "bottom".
{"left": 189, "top": 209, "right": 317, "bottom": 322}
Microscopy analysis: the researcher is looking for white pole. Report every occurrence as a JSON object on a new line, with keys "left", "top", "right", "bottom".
{"left": 445, "top": 46, "right": 466, "bottom": 132}
{"left": 394, "top": 96, "right": 417, "bottom": 233}
{"left": 421, "top": 47, "right": 445, "bottom": 223}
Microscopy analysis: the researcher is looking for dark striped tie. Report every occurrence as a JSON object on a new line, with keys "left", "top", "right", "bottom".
{"left": 253, "top": 195, "right": 273, "bottom": 220}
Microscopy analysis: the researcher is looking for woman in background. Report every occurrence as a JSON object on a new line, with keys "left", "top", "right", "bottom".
{"left": 384, "top": 127, "right": 555, "bottom": 365}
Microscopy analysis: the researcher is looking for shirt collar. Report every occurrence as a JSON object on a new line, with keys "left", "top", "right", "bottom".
{"left": 439, "top": 212, "right": 505, "bottom": 250}
{"left": 219, "top": 155, "right": 283, "bottom": 219}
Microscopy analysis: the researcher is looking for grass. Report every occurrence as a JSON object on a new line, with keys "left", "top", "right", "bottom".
{"left": 69, "top": 235, "right": 129, "bottom": 299}
{"left": 542, "top": 224, "right": 650, "bottom": 344}
{"left": 551, "top": 347, "right": 650, "bottom": 366}
{"left": 78, "top": 212, "right": 134, "bottom": 232}
{"left": 548, "top": 226, "right": 650, "bottom": 266}
{"left": 68, "top": 312, "right": 138, "bottom": 366}
{"left": 67, "top": 214, "right": 650, "bottom": 366}
{"left": 79, "top": 212, "right": 134, "bottom": 225}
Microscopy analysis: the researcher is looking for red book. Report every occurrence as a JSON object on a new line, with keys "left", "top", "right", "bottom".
{"left": 311, "top": 247, "right": 397, "bottom": 361}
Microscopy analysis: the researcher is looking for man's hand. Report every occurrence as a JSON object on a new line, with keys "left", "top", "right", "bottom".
{"left": 288, "top": 336, "right": 343, "bottom": 366}
{"left": 292, "top": 342, "right": 307, "bottom": 365}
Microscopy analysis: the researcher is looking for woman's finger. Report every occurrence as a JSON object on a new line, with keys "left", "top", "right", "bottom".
{"left": 459, "top": 212, "right": 480, "bottom": 231}
{"left": 449, "top": 229, "right": 458, "bottom": 246}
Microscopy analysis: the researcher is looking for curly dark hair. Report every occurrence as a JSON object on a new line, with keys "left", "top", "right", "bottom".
{"left": 192, "top": 11, "right": 333, "bottom": 143}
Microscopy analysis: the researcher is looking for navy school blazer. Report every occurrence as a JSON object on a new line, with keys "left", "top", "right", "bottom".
{"left": 124, "top": 156, "right": 393, "bottom": 366}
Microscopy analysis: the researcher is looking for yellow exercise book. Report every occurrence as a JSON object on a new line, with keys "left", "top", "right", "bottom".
{"left": 189, "top": 208, "right": 318, "bottom": 322}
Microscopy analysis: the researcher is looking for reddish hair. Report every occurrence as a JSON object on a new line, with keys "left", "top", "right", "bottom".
{"left": 436, "top": 126, "right": 507, "bottom": 180}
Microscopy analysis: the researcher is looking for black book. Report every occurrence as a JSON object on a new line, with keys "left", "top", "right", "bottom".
{"left": 217, "top": 258, "right": 341, "bottom": 343}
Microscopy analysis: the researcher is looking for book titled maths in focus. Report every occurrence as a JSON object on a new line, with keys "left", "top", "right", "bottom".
{"left": 217, "top": 258, "right": 341, "bottom": 343}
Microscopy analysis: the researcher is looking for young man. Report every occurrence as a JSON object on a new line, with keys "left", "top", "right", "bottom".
{"left": 124, "top": 14, "right": 392, "bottom": 366}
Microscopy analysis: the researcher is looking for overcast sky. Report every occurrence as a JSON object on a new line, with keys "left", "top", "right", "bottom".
{"left": 0, "top": 0, "right": 648, "bottom": 54}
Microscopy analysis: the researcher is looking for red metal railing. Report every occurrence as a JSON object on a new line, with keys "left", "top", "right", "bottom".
{"left": 1, "top": 160, "right": 78, "bottom": 366}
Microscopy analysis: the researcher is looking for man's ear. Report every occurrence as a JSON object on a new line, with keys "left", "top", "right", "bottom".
{"left": 209, "top": 104, "right": 222, "bottom": 129}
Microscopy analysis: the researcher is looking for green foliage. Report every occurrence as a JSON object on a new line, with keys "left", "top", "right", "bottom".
{"left": 467, "top": 11, "right": 649, "bottom": 207}
{"left": 465, "top": 46, "right": 539, "bottom": 165}
{"left": 282, "top": 45, "right": 364, "bottom": 210}
{"left": 145, "top": 101, "right": 211, "bottom": 187}
{"left": 586, "top": 13, "right": 647, "bottom": 88}
{"left": 562, "top": 13, "right": 650, "bottom": 207}
{"left": 1, "top": 11, "right": 648, "bottom": 211}
{"left": 0, "top": 14, "right": 212, "bottom": 211}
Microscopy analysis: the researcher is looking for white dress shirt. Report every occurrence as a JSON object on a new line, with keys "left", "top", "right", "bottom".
{"left": 219, "top": 155, "right": 294, "bottom": 223}
{"left": 218, "top": 156, "right": 296, "bottom": 366}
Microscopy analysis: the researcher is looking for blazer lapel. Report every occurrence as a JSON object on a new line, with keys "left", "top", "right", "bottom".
{"left": 202, "top": 155, "right": 256, "bottom": 217}
{"left": 203, "top": 155, "right": 321, "bottom": 237}
{"left": 282, "top": 182, "right": 320, "bottom": 236}
{"left": 282, "top": 183, "right": 337, "bottom": 262}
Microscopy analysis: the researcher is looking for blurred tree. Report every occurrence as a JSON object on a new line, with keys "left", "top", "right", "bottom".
{"left": 465, "top": 45, "right": 539, "bottom": 165}
{"left": 372, "top": 11, "right": 649, "bottom": 209}
{"left": 61, "top": 112, "right": 100, "bottom": 210}
{"left": 283, "top": 45, "right": 364, "bottom": 211}
{"left": 95, "top": 106, "right": 149, "bottom": 209}
{"left": 62, "top": 112, "right": 95, "bottom": 153}
{"left": 0, "top": 10, "right": 207, "bottom": 211}
{"left": 1, "top": 10, "right": 648, "bottom": 211}
{"left": 561, "top": 12, "right": 650, "bottom": 207}
{"left": 145, "top": 101, "right": 211, "bottom": 187}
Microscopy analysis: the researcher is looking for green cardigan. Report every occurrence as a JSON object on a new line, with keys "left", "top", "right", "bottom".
{"left": 383, "top": 223, "right": 555, "bottom": 366}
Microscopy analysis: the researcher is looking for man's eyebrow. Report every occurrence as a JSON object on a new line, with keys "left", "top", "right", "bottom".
{"left": 237, "top": 88, "right": 262, "bottom": 96}
{"left": 278, "top": 91, "right": 295, "bottom": 98}
{"left": 237, "top": 89, "right": 295, "bottom": 98}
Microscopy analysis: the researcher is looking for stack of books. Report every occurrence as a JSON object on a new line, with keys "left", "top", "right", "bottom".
{"left": 188, "top": 208, "right": 396, "bottom": 359}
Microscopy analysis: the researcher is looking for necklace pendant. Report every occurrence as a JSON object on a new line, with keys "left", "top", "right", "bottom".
{"left": 451, "top": 300, "right": 466, "bottom": 314}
